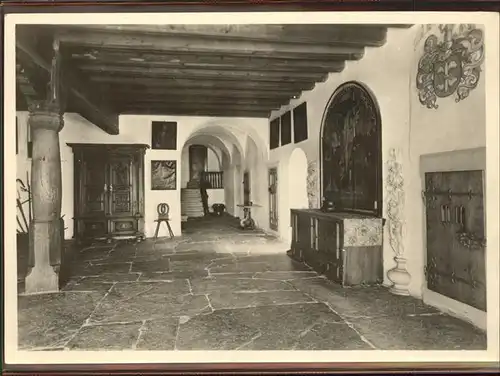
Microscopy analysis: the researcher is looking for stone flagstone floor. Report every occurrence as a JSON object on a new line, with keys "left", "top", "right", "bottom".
{"left": 17, "top": 216, "right": 487, "bottom": 351}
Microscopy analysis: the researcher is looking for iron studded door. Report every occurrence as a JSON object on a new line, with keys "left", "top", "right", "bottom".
{"left": 424, "top": 170, "right": 486, "bottom": 311}
{"left": 269, "top": 168, "right": 278, "bottom": 231}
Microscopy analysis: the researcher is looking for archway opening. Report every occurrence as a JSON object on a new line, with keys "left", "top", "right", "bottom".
{"left": 320, "top": 81, "right": 382, "bottom": 217}
{"left": 178, "top": 122, "right": 269, "bottom": 234}
{"left": 180, "top": 133, "right": 233, "bottom": 221}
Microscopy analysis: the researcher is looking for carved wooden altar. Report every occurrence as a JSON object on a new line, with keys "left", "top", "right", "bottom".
{"left": 289, "top": 82, "right": 384, "bottom": 286}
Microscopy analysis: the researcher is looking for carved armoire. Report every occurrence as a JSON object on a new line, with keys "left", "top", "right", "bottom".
{"left": 69, "top": 143, "right": 148, "bottom": 244}
{"left": 289, "top": 82, "right": 384, "bottom": 286}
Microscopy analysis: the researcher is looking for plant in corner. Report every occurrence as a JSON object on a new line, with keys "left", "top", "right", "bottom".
{"left": 212, "top": 203, "right": 226, "bottom": 216}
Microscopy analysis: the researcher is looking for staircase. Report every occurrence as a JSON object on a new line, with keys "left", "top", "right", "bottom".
{"left": 181, "top": 188, "right": 205, "bottom": 218}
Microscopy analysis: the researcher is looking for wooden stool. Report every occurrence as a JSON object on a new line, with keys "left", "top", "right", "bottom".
{"left": 154, "top": 203, "right": 175, "bottom": 240}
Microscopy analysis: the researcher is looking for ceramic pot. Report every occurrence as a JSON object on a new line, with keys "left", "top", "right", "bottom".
{"left": 387, "top": 256, "right": 411, "bottom": 296}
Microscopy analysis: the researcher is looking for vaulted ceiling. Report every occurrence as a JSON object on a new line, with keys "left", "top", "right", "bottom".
{"left": 16, "top": 24, "right": 410, "bottom": 134}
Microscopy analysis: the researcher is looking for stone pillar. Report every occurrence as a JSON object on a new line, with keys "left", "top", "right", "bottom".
{"left": 25, "top": 102, "right": 64, "bottom": 294}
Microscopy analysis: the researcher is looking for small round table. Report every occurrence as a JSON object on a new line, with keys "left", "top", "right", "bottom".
{"left": 237, "top": 204, "right": 260, "bottom": 230}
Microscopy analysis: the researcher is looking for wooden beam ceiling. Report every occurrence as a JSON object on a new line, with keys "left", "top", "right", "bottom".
{"left": 88, "top": 76, "right": 315, "bottom": 92}
{"left": 17, "top": 24, "right": 410, "bottom": 119}
{"left": 68, "top": 49, "right": 352, "bottom": 71}
{"left": 16, "top": 27, "right": 120, "bottom": 135}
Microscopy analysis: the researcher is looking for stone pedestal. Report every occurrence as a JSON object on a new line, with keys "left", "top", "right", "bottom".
{"left": 25, "top": 102, "right": 64, "bottom": 294}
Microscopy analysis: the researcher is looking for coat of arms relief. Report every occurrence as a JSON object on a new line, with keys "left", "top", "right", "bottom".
{"left": 416, "top": 24, "right": 485, "bottom": 109}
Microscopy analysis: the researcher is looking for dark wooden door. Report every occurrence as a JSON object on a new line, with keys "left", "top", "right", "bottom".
{"left": 243, "top": 171, "right": 251, "bottom": 205}
{"left": 269, "top": 168, "right": 278, "bottom": 231}
{"left": 79, "top": 153, "right": 108, "bottom": 238}
{"left": 108, "top": 155, "right": 137, "bottom": 236}
{"left": 425, "top": 170, "right": 486, "bottom": 311}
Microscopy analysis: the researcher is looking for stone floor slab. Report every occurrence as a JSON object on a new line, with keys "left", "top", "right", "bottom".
{"left": 136, "top": 318, "right": 179, "bottom": 350}
{"left": 176, "top": 311, "right": 261, "bottom": 350}
{"left": 18, "top": 291, "right": 104, "bottom": 349}
{"left": 289, "top": 277, "right": 440, "bottom": 318}
{"left": 208, "top": 290, "right": 316, "bottom": 310}
{"left": 76, "top": 262, "right": 132, "bottom": 277}
{"left": 292, "top": 321, "right": 373, "bottom": 350}
{"left": 349, "top": 314, "right": 487, "bottom": 350}
{"left": 139, "top": 270, "right": 210, "bottom": 281}
{"left": 67, "top": 322, "right": 142, "bottom": 350}
{"left": 190, "top": 277, "right": 295, "bottom": 294}
{"left": 131, "top": 259, "right": 171, "bottom": 273}
{"left": 253, "top": 271, "right": 319, "bottom": 280}
{"left": 89, "top": 281, "right": 208, "bottom": 323}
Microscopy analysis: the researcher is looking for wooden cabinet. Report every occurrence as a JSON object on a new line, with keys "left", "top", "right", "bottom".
{"left": 289, "top": 209, "right": 384, "bottom": 286}
{"left": 69, "top": 143, "right": 148, "bottom": 243}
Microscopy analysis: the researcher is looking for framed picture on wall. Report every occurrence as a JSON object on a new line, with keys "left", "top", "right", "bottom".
{"left": 270, "top": 117, "right": 280, "bottom": 150}
{"left": 152, "top": 121, "right": 177, "bottom": 150}
{"left": 293, "top": 102, "right": 308, "bottom": 143}
{"left": 151, "top": 160, "right": 177, "bottom": 190}
{"left": 280, "top": 111, "right": 292, "bottom": 146}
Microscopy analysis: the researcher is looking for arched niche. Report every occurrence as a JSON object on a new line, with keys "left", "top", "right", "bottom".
{"left": 320, "top": 81, "right": 382, "bottom": 216}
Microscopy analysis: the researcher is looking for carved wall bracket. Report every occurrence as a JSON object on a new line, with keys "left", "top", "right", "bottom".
{"left": 416, "top": 24, "right": 485, "bottom": 109}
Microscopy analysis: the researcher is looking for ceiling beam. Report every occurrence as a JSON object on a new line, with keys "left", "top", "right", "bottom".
{"left": 89, "top": 75, "right": 315, "bottom": 92}
{"left": 109, "top": 97, "right": 285, "bottom": 109}
{"left": 56, "top": 29, "right": 366, "bottom": 58}
{"left": 79, "top": 65, "right": 329, "bottom": 83}
{"left": 55, "top": 24, "right": 388, "bottom": 47}
{"left": 67, "top": 46, "right": 364, "bottom": 64}
{"left": 95, "top": 86, "right": 299, "bottom": 100}
{"left": 16, "top": 29, "right": 119, "bottom": 135}
{"left": 119, "top": 108, "right": 270, "bottom": 118}
{"left": 114, "top": 102, "right": 276, "bottom": 112}
{"left": 16, "top": 58, "right": 48, "bottom": 109}
{"left": 68, "top": 49, "right": 351, "bottom": 72}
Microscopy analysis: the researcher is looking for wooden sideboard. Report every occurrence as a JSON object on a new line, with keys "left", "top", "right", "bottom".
{"left": 288, "top": 209, "right": 384, "bottom": 286}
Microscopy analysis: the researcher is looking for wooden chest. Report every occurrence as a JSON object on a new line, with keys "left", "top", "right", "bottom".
{"left": 289, "top": 209, "right": 384, "bottom": 286}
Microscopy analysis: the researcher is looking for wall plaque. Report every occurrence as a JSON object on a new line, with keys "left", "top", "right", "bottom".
{"left": 416, "top": 24, "right": 485, "bottom": 109}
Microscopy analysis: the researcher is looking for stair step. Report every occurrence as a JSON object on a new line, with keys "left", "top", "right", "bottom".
{"left": 181, "top": 188, "right": 205, "bottom": 218}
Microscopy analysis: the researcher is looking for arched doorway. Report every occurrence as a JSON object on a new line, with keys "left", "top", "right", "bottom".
{"left": 320, "top": 81, "right": 382, "bottom": 216}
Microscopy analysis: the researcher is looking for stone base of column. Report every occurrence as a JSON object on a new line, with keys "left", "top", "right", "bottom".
{"left": 25, "top": 265, "right": 59, "bottom": 294}
{"left": 24, "top": 220, "right": 60, "bottom": 294}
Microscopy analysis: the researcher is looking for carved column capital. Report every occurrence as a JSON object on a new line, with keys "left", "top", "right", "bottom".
{"left": 28, "top": 100, "right": 64, "bottom": 132}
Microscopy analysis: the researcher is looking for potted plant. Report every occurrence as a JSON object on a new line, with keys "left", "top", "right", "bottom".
{"left": 212, "top": 203, "right": 226, "bottom": 216}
